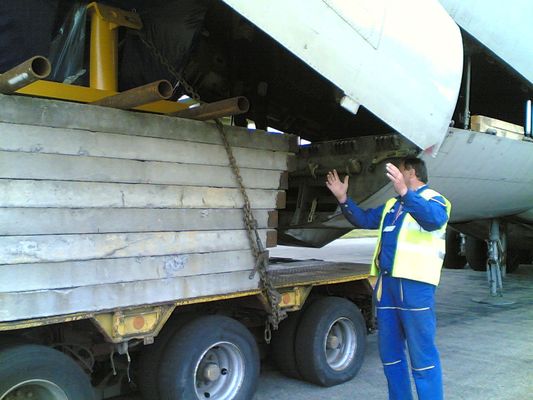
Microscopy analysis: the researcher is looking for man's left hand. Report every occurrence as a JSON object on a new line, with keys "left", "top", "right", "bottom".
{"left": 386, "top": 163, "right": 408, "bottom": 196}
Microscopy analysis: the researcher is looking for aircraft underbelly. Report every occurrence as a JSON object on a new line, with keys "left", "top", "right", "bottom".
{"left": 361, "top": 129, "right": 533, "bottom": 223}
{"left": 222, "top": 0, "right": 463, "bottom": 152}
{"left": 439, "top": 0, "right": 533, "bottom": 85}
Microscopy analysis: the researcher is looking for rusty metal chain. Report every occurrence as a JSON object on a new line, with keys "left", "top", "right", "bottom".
{"left": 214, "top": 119, "right": 287, "bottom": 342}
{"left": 134, "top": 30, "right": 201, "bottom": 101}
{"left": 134, "top": 28, "right": 286, "bottom": 340}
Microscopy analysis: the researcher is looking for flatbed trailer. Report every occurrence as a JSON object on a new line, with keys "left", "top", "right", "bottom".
{"left": 0, "top": 92, "right": 374, "bottom": 399}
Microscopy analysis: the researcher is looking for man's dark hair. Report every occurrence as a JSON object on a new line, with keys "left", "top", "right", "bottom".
{"left": 402, "top": 157, "right": 428, "bottom": 183}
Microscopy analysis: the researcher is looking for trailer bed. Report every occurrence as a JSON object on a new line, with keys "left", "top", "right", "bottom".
{"left": 268, "top": 259, "right": 369, "bottom": 287}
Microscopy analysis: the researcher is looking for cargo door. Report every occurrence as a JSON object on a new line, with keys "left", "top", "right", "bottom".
{"left": 222, "top": 0, "right": 463, "bottom": 152}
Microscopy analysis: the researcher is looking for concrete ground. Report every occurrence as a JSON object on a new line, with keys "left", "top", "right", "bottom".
{"left": 256, "top": 238, "right": 533, "bottom": 399}
{"left": 115, "top": 238, "right": 532, "bottom": 399}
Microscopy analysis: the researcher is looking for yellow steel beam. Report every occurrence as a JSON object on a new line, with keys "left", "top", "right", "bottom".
{"left": 87, "top": 2, "right": 142, "bottom": 91}
{"left": 0, "top": 277, "right": 370, "bottom": 336}
{"left": 92, "top": 305, "right": 175, "bottom": 343}
{"left": 16, "top": 80, "right": 189, "bottom": 114}
{"left": 0, "top": 312, "right": 92, "bottom": 332}
{"left": 274, "top": 273, "right": 371, "bottom": 289}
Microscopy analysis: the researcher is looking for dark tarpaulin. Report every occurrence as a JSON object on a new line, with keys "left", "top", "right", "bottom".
{"left": 0, "top": 0, "right": 59, "bottom": 72}
{"left": 119, "top": 0, "right": 210, "bottom": 95}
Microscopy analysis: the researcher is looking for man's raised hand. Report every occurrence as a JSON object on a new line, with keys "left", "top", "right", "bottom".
{"left": 326, "top": 169, "right": 349, "bottom": 203}
{"left": 386, "top": 163, "right": 408, "bottom": 196}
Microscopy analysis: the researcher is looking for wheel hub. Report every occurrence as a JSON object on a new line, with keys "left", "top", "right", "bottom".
{"left": 325, "top": 317, "right": 357, "bottom": 371}
{"left": 1, "top": 380, "right": 68, "bottom": 400}
{"left": 327, "top": 334, "right": 340, "bottom": 349}
{"left": 202, "top": 363, "right": 222, "bottom": 382}
{"left": 194, "top": 341, "right": 245, "bottom": 400}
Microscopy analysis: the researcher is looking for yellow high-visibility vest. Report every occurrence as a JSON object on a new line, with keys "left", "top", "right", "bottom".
{"left": 370, "top": 188, "right": 451, "bottom": 286}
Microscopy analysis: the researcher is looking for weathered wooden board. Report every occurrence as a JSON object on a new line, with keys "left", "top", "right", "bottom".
{"left": 0, "top": 270, "right": 260, "bottom": 321}
{"left": 0, "top": 93, "right": 290, "bottom": 323}
{"left": 0, "top": 229, "right": 274, "bottom": 265}
{"left": 0, "top": 123, "right": 292, "bottom": 171}
{"left": 0, "top": 208, "right": 277, "bottom": 235}
{"left": 0, "top": 94, "right": 297, "bottom": 152}
{"left": 0, "top": 180, "right": 285, "bottom": 209}
{"left": 0, "top": 151, "right": 286, "bottom": 189}
{"left": 0, "top": 250, "right": 256, "bottom": 292}
{"left": 471, "top": 115, "right": 524, "bottom": 140}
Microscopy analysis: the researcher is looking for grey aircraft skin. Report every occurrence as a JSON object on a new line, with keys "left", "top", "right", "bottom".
{"left": 239, "top": 0, "right": 533, "bottom": 270}
{"left": 2, "top": 0, "right": 532, "bottom": 268}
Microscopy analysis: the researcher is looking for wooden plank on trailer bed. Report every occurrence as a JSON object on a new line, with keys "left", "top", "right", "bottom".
{"left": 0, "top": 229, "right": 276, "bottom": 265}
{"left": 0, "top": 208, "right": 277, "bottom": 235}
{"left": 0, "top": 180, "right": 286, "bottom": 209}
{"left": 0, "top": 250, "right": 257, "bottom": 292}
{"left": 0, "top": 94, "right": 297, "bottom": 152}
{"left": 0, "top": 151, "right": 286, "bottom": 190}
{"left": 0, "top": 123, "right": 292, "bottom": 171}
{"left": 0, "top": 270, "right": 260, "bottom": 322}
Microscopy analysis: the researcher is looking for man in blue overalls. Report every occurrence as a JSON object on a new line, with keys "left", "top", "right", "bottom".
{"left": 326, "top": 158, "right": 450, "bottom": 400}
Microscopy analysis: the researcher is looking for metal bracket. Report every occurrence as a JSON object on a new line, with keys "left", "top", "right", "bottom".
{"left": 92, "top": 304, "right": 175, "bottom": 343}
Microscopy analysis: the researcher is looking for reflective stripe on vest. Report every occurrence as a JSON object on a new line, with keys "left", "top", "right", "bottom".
{"left": 370, "top": 188, "right": 451, "bottom": 286}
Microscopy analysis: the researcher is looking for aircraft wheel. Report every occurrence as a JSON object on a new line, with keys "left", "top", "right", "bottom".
{"left": 465, "top": 236, "right": 487, "bottom": 271}
{"left": 443, "top": 229, "right": 466, "bottom": 269}
{"left": 506, "top": 249, "right": 530, "bottom": 273}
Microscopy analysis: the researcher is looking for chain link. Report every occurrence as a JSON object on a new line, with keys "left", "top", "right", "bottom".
{"left": 134, "top": 29, "right": 286, "bottom": 341}
{"left": 214, "top": 119, "right": 287, "bottom": 342}
{"left": 134, "top": 31, "right": 201, "bottom": 101}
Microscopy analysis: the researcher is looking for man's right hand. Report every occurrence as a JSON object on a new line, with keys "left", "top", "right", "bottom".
{"left": 326, "top": 169, "right": 349, "bottom": 203}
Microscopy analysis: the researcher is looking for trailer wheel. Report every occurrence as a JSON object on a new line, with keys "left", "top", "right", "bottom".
{"left": 158, "top": 315, "right": 259, "bottom": 400}
{"left": 294, "top": 297, "right": 366, "bottom": 387}
{"left": 465, "top": 236, "right": 488, "bottom": 271}
{"left": 0, "top": 344, "right": 94, "bottom": 400}
{"left": 137, "top": 314, "right": 192, "bottom": 400}
{"left": 270, "top": 310, "right": 303, "bottom": 379}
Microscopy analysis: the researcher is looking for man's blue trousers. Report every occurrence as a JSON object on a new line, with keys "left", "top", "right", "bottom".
{"left": 376, "top": 274, "right": 443, "bottom": 400}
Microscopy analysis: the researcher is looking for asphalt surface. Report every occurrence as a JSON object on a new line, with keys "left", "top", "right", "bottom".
{"left": 256, "top": 238, "right": 533, "bottom": 400}
{"left": 115, "top": 238, "right": 532, "bottom": 399}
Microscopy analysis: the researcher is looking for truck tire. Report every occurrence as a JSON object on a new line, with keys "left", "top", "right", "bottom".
{"left": 465, "top": 236, "right": 488, "bottom": 271}
{"left": 158, "top": 315, "right": 260, "bottom": 400}
{"left": 270, "top": 310, "right": 303, "bottom": 379}
{"left": 0, "top": 344, "right": 94, "bottom": 400}
{"left": 137, "top": 313, "right": 192, "bottom": 400}
{"left": 294, "top": 297, "right": 366, "bottom": 387}
{"left": 443, "top": 229, "right": 466, "bottom": 269}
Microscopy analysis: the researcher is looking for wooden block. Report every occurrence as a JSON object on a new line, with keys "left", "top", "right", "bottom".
{"left": 0, "top": 250, "right": 256, "bottom": 292}
{"left": 0, "top": 230, "right": 271, "bottom": 265}
{"left": 266, "top": 229, "right": 278, "bottom": 248}
{"left": 0, "top": 94, "right": 292, "bottom": 152}
{"left": 288, "top": 134, "right": 299, "bottom": 153}
{"left": 471, "top": 115, "right": 524, "bottom": 140}
{"left": 275, "top": 190, "right": 287, "bottom": 209}
{"left": 0, "top": 151, "right": 285, "bottom": 190}
{"left": 0, "top": 180, "right": 282, "bottom": 209}
{"left": 279, "top": 171, "right": 289, "bottom": 190}
{"left": 0, "top": 208, "right": 274, "bottom": 236}
{"left": 267, "top": 210, "right": 278, "bottom": 228}
{"left": 0, "top": 123, "right": 290, "bottom": 171}
{"left": 286, "top": 154, "right": 297, "bottom": 172}
{"left": 0, "top": 270, "right": 260, "bottom": 322}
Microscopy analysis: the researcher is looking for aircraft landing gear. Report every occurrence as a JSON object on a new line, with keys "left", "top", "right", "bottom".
{"left": 472, "top": 220, "right": 515, "bottom": 305}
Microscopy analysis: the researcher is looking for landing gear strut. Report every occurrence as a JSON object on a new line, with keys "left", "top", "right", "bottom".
{"left": 472, "top": 220, "right": 515, "bottom": 305}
